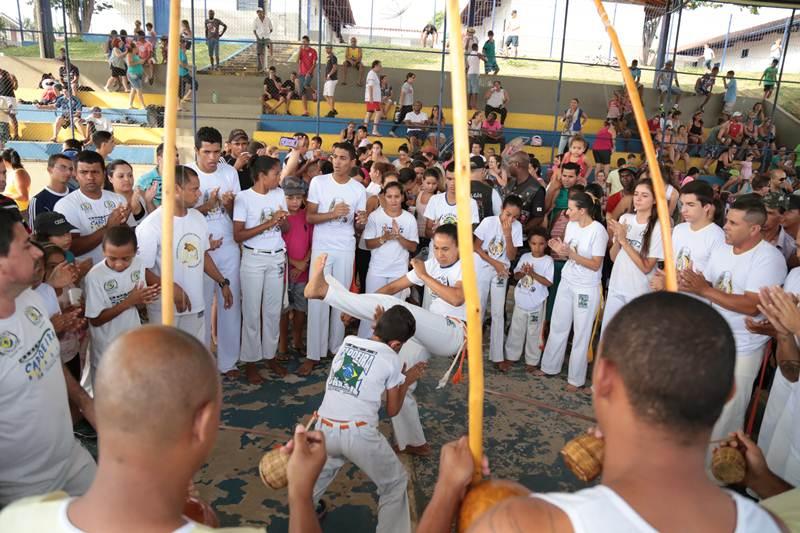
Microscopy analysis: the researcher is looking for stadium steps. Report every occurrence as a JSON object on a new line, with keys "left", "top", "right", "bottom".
{"left": 5, "top": 140, "right": 157, "bottom": 165}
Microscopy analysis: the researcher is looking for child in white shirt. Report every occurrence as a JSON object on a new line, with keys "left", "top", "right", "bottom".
{"left": 85, "top": 226, "right": 160, "bottom": 386}
{"left": 505, "top": 228, "right": 554, "bottom": 370}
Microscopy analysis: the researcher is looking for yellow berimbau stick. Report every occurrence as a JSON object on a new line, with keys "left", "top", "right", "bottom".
{"left": 159, "top": 0, "right": 183, "bottom": 325}
{"left": 592, "top": 0, "right": 677, "bottom": 291}
{"left": 446, "top": 0, "right": 484, "bottom": 482}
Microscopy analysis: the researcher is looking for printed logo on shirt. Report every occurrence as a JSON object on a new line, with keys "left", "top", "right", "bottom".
{"left": 329, "top": 197, "right": 349, "bottom": 224}
{"left": 529, "top": 311, "right": 540, "bottom": 324}
{"left": 20, "top": 327, "right": 59, "bottom": 381}
{"left": 519, "top": 274, "right": 535, "bottom": 292}
{"left": 104, "top": 200, "right": 117, "bottom": 210}
{"left": 24, "top": 306, "right": 43, "bottom": 326}
{"left": 260, "top": 208, "right": 281, "bottom": 232}
{"left": 487, "top": 235, "right": 505, "bottom": 258}
{"left": 104, "top": 279, "right": 119, "bottom": 292}
{"left": 714, "top": 271, "right": 733, "bottom": 294}
{"left": 177, "top": 233, "right": 203, "bottom": 268}
{"left": 676, "top": 246, "right": 692, "bottom": 271}
{"left": 80, "top": 202, "right": 92, "bottom": 212}
{"left": 577, "top": 294, "right": 589, "bottom": 309}
{"left": 430, "top": 274, "right": 451, "bottom": 301}
{"left": 439, "top": 214, "right": 458, "bottom": 226}
{"left": 328, "top": 343, "right": 376, "bottom": 397}
{"left": 131, "top": 270, "right": 141, "bottom": 283}
{"left": 0, "top": 331, "right": 20, "bottom": 356}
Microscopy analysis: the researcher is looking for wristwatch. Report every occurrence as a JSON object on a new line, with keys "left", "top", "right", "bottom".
{"left": 218, "top": 278, "right": 230, "bottom": 288}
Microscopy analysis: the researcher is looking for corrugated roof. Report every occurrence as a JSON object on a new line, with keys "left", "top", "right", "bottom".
{"left": 677, "top": 13, "right": 799, "bottom": 55}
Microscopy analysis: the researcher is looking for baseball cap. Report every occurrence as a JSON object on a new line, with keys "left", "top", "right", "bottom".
{"left": 763, "top": 191, "right": 788, "bottom": 210}
{"left": 282, "top": 176, "right": 308, "bottom": 196}
{"left": 470, "top": 156, "right": 486, "bottom": 170}
{"left": 228, "top": 129, "right": 249, "bottom": 142}
{"left": 34, "top": 212, "right": 77, "bottom": 236}
{"left": 62, "top": 149, "right": 79, "bottom": 161}
{"left": 618, "top": 165, "right": 638, "bottom": 175}
{"left": 732, "top": 111, "right": 742, "bottom": 118}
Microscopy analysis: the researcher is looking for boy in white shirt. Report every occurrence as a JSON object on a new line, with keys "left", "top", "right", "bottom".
{"left": 474, "top": 195, "right": 524, "bottom": 368}
{"left": 136, "top": 166, "right": 233, "bottom": 344}
{"left": 505, "top": 228, "right": 554, "bottom": 371}
{"left": 85, "top": 226, "right": 159, "bottom": 387}
{"left": 679, "top": 194, "right": 787, "bottom": 451}
{"left": 424, "top": 161, "right": 479, "bottom": 238}
{"left": 313, "top": 305, "right": 426, "bottom": 533}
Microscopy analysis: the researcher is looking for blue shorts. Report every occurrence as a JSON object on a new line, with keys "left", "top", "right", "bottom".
{"left": 207, "top": 38, "right": 219, "bottom": 57}
{"left": 298, "top": 74, "right": 313, "bottom": 90}
{"left": 505, "top": 35, "right": 519, "bottom": 47}
{"left": 468, "top": 74, "right": 479, "bottom": 94}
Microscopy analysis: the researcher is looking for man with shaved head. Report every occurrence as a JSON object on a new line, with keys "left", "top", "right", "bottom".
{"left": 0, "top": 325, "right": 327, "bottom": 532}
{"left": 504, "top": 150, "right": 545, "bottom": 238}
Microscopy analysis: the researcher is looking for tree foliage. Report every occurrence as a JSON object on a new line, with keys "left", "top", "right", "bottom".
{"left": 29, "top": 0, "right": 113, "bottom": 35}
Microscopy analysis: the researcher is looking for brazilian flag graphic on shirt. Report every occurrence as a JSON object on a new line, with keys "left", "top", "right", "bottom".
{"left": 328, "top": 343, "right": 376, "bottom": 397}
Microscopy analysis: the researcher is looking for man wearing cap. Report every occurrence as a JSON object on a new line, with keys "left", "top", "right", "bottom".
{"left": 80, "top": 107, "right": 112, "bottom": 142}
{"left": 223, "top": 129, "right": 254, "bottom": 190}
{"left": 719, "top": 112, "right": 744, "bottom": 146}
{"left": 253, "top": 8, "right": 273, "bottom": 72}
{"left": 679, "top": 194, "right": 787, "bottom": 462}
{"left": 403, "top": 101, "right": 428, "bottom": 153}
{"left": 29, "top": 154, "right": 75, "bottom": 230}
{"left": 762, "top": 192, "right": 798, "bottom": 267}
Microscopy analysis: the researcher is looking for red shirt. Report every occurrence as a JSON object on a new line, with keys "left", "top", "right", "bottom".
{"left": 299, "top": 47, "right": 318, "bottom": 76}
{"left": 606, "top": 191, "right": 623, "bottom": 214}
{"left": 285, "top": 210, "right": 313, "bottom": 282}
{"left": 137, "top": 40, "right": 153, "bottom": 61}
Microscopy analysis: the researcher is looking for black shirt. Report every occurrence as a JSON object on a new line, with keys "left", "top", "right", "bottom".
{"left": 224, "top": 154, "right": 253, "bottom": 190}
{"left": 470, "top": 180, "right": 495, "bottom": 221}
{"left": 506, "top": 174, "right": 545, "bottom": 232}
{"left": 326, "top": 54, "right": 338, "bottom": 81}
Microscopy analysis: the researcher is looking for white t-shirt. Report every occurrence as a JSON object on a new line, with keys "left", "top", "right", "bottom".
{"left": 307, "top": 174, "right": 367, "bottom": 252}
{"left": 187, "top": 161, "right": 241, "bottom": 241}
{"left": 423, "top": 192, "right": 479, "bottom": 228}
{"left": 704, "top": 240, "right": 788, "bottom": 354}
{"left": 672, "top": 221, "right": 725, "bottom": 274}
{"left": 407, "top": 256, "right": 465, "bottom": 320}
{"left": 365, "top": 208, "right": 419, "bottom": 278}
{"left": 232, "top": 187, "right": 287, "bottom": 251}
{"left": 84, "top": 257, "right": 145, "bottom": 370}
{"left": 608, "top": 213, "right": 664, "bottom": 296}
{"left": 85, "top": 115, "right": 112, "bottom": 133}
{"left": 474, "top": 215, "right": 524, "bottom": 269}
{"left": 136, "top": 207, "right": 209, "bottom": 315}
{"left": 365, "top": 182, "right": 382, "bottom": 197}
{"left": 364, "top": 69, "right": 380, "bottom": 102}
{"left": 399, "top": 81, "right": 414, "bottom": 106}
{"left": 404, "top": 111, "right": 429, "bottom": 131}
{"left": 54, "top": 189, "right": 133, "bottom": 264}
{"left": 317, "top": 336, "right": 405, "bottom": 426}
{"left": 467, "top": 51, "right": 480, "bottom": 75}
{"left": 33, "top": 283, "right": 60, "bottom": 318}
{"left": 561, "top": 220, "right": 608, "bottom": 288}
{"left": 0, "top": 289, "right": 93, "bottom": 506}
{"left": 514, "top": 253, "right": 555, "bottom": 311}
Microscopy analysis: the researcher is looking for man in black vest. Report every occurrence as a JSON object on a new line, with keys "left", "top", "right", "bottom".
{"left": 504, "top": 151, "right": 545, "bottom": 239}
{"left": 470, "top": 156, "right": 502, "bottom": 222}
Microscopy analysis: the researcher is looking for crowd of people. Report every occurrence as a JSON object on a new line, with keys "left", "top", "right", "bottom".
{"left": 0, "top": 110, "right": 798, "bottom": 529}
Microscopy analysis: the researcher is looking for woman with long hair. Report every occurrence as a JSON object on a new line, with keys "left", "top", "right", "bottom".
{"left": 125, "top": 42, "right": 147, "bottom": 109}
{"left": 1, "top": 148, "right": 30, "bottom": 214}
{"left": 106, "top": 159, "right": 155, "bottom": 226}
{"left": 602, "top": 179, "right": 663, "bottom": 330}
{"left": 485, "top": 153, "right": 508, "bottom": 196}
{"left": 536, "top": 190, "right": 607, "bottom": 391}
{"left": 427, "top": 105, "right": 447, "bottom": 148}
{"left": 180, "top": 19, "right": 193, "bottom": 41}
{"left": 104, "top": 38, "right": 129, "bottom": 92}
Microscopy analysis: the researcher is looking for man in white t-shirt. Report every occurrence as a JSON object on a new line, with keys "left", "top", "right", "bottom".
{"left": 187, "top": 127, "right": 242, "bottom": 375}
{"left": 467, "top": 43, "right": 482, "bottom": 110}
{"left": 474, "top": 195, "right": 523, "bottom": 367}
{"left": 54, "top": 150, "right": 134, "bottom": 266}
{"left": 424, "top": 161, "right": 480, "bottom": 239}
{"left": 0, "top": 210, "right": 96, "bottom": 506}
{"left": 417, "top": 293, "right": 783, "bottom": 533}
{"left": 364, "top": 60, "right": 382, "bottom": 136}
{"left": 0, "top": 326, "right": 299, "bottom": 532}
{"left": 680, "top": 194, "right": 787, "bottom": 451}
{"left": 136, "top": 166, "right": 233, "bottom": 344}
{"left": 299, "top": 143, "right": 368, "bottom": 376}
{"left": 762, "top": 192, "right": 798, "bottom": 268}
{"left": 403, "top": 100, "right": 429, "bottom": 153}
{"left": 313, "top": 306, "right": 425, "bottom": 532}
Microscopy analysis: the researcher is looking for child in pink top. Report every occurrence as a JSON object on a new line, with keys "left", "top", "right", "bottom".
{"left": 279, "top": 177, "right": 313, "bottom": 355}
{"left": 556, "top": 135, "right": 589, "bottom": 183}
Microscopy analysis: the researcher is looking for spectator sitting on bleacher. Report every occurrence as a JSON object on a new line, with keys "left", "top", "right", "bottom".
{"left": 0, "top": 68, "right": 19, "bottom": 141}
{"left": 481, "top": 112, "right": 505, "bottom": 152}
{"left": 57, "top": 50, "right": 80, "bottom": 97}
{"left": 694, "top": 66, "right": 718, "bottom": 112}
{"left": 81, "top": 106, "right": 113, "bottom": 142}
{"left": 718, "top": 111, "right": 745, "bottom": 147}
{"left": 37, "top": 74, "right": 58, "bottom": 105}
{"left": 262, "top": 67, "right": 289, "bottom": 114}
{"left": 341, "top": 36, "right": 364, "bottom": 86}
{"left": 427, "top": 105, "right": 446, "bottom": 149}
{"left": 403, "top": 101, "right": 428, "bottom": 153}
{"left": 135, "top": 31, "right": 156, "bottom": 85}
{"left": 36, "top": 84, "right": 82, "bottom": 143}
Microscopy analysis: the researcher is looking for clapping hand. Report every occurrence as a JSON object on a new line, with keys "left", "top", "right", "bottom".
{"left": 47, "top": 260, "right": 78, "bottom": 289}
{"left": 331, "top": 202, "right": 350, "bottom": 219}
{"left": 126, "top": 283, "right": 161, "bottom": 306}
{"left": 758, "top": 286, "right": 800, "bottom": 336}
{"left": 411, "top": 257, "right": 427, "bottom": 278}
{"left": 678, "top": 268, "right": 709, "bottom": 295}
{"left": 548, "top": 237, "right": 570, "bottom": 257}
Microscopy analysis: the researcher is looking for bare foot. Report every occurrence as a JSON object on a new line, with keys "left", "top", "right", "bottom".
{"left": 493, "top": 361, "right": 509, "bottom": 373}
{"left": 244, "top": 363, "right": 265, "bottom": 385}
{"left": 565, "top": 384, "right": 588, "bottom": 393}
{"left": 525, "top": 364, "right": 538, "bottom": 374}
{"left": 402, "top": 443, "right": 433, "bottom": 456}
{"left": 297, "top": 359, "right": 318, "bottom": 376}
{"left": 224, "top": 368, "right": 241, "bottom": 379}
{"left": 304, "top": 254, "right": 329, "bottom": 299}
{"left": 267, "top": 359, "right": 288, "bottom": 377}
{"left": 531, "top": 368, "right": 548, "bottom": 377}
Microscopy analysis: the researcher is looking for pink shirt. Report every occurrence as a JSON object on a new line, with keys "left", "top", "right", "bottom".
{"left": 285, "top": 210, "right": 313, "bottom": 282}
{"left": 482, "top": 119, "right": 502, "bottom": 134}
{"left": 137, "top": 40, "right": 154, "bottom": 61}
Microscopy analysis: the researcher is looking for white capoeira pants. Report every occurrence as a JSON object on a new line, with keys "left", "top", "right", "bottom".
{"left": 540, "top": 282, "right": 601, "bottom": 387}
{"left": 600, "top": 288, "right": 639, "bottom": 333}
{"left": 239, "top": 248, "right": 285, "bottom": 362}
{"left": 760, "top": 367, "right": 797, "bottom": 481}
{"left": 322, "top": 274, "right": 464, "bottom": 358}
{"left": 146, "top": 302, "right": 206, "bottom": 343}
{"left": 392, "top": 339, "right": 429, "bottom": 449}
{"left": 204, "top": 242, "right": 242, "bottom": 373}
{"left": 313, "top": 423, "right": 411, "bottom": 533}
{"left": 478, "top": 266, "right": 508, "bottom": 363}
{"left": 710, "top": 347, "right": 764, "bottom": 446}
{"left": 357, "top": 271, "right": 409, "bottom": 338}
{"left": 307, "top": 249, "right": 355, "bottom": 361}
{"left": 505, "top": 302, "right": 545, "bottom": 365}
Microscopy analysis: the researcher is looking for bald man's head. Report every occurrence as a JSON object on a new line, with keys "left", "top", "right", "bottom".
{"left": 95, "top": 326, "right": 220, "bottom": 450}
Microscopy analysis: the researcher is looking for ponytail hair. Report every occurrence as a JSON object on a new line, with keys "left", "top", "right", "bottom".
{"left": 635, "top": 179, "right": 659, "bottom": 261}
{"left": 569, "top": 190, "right": 602, "bottom": 222}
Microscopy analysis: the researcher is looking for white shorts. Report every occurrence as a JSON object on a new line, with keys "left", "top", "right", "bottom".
{"left": 323, "top": 80, "right": 338, "bottom": 98}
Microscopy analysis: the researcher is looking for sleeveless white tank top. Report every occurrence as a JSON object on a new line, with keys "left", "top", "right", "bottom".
{"left": 533, "top": 485, "right": 780, "bottom": 533}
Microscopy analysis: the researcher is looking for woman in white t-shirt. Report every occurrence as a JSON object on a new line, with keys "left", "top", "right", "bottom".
{"left": 538, "top": 190, "right": 608, "bottom": 391}
{"left": 232, "top": 156, "right": 289, "bottom": 383}
{"left": 602, "top": 179, "right": 663, "bottom": 331}
{"left": 361, "top": 181, "right": 419, "bottom": 336}
{"left": 106, "top": 160, "right": 156, "bottom": 227}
